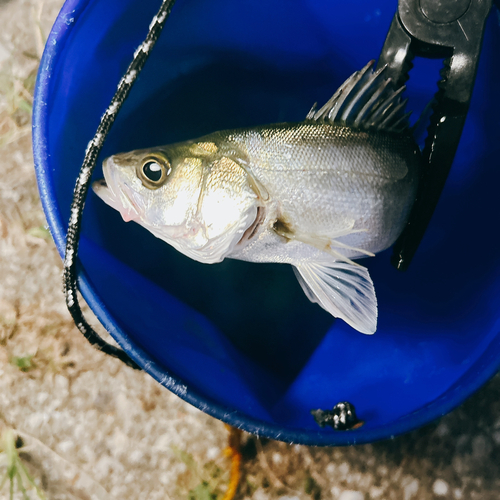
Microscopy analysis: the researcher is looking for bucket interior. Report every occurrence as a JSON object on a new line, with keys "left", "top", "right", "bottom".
{"left": 35, "top": 0, "right": 500, "bottom": 444}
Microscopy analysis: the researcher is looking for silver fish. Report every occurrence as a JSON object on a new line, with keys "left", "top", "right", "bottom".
{"left": 93, "top": 61, "right": 420, "bottom": 334}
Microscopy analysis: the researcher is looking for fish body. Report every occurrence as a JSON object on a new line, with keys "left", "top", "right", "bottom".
{"left": 93, "top": 62, "right": 421, "bottom": 334}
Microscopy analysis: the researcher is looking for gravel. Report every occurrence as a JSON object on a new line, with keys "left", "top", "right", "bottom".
{"left": 1, "top": 0, "right": 500, "bottom": 499}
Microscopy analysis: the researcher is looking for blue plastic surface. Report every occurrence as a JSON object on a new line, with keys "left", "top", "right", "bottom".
{"left": 33, "top": 0, "right": 500, "bottom": 445}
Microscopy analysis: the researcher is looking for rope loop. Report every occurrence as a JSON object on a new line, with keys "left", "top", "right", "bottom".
{"left": 63, "top": 0, "right": 177, "bottom": 370}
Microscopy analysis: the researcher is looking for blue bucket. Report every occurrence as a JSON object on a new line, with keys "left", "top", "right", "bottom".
{"left": 33, "top": 0, "right": 500, "bottom": 445}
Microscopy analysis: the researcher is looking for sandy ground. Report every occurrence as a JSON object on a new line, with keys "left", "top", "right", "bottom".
{"left": 1, "top": 0, "right": 500, "bottom": 499}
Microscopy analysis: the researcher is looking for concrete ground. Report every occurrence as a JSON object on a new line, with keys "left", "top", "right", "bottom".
{"left": 1, "top": 0, "right": 500, "bottom": 499}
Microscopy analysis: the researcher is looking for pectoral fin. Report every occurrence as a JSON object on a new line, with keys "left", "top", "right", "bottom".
{"left": 273, "top": 218, "right": 374, "bottom": 264}
{"left": 293, "top": 260, "right": 378, "bottom": 334}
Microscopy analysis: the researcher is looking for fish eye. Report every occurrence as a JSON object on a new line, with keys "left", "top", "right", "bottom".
{"left": 138, "top": 154, "right": 171, "bottom": 189}
{"left": 143, "top": 161, "right": 162, "bottom": 182}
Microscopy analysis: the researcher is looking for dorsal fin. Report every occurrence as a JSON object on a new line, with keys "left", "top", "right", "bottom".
{"left": 306, "top": 60, "right": 411, "bottom": 133}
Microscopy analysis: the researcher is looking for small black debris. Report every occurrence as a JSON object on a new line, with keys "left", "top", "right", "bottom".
{"left": 311, "top": 401, "right": 364, "bottom": 431}
{"left": 15, "top": 435, "right": 24, "bottom": 449}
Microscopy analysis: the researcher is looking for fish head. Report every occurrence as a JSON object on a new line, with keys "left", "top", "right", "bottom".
{"left": 92, "top": 142, "right": 261, "bottom": 264}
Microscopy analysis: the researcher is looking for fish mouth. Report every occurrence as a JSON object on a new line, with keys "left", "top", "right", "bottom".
{"left": 237, "top": 205, "right": 266, "bottom": 247}
{"left": 93, "top": 178, "right": 107, "bottom": 189}
{"left": 92, "top": 176, "right": 119, "bottom": 211}
{"left": 92, "top": 176, "right": 140, "bottom": 222}
{"left": 92, "top": 178, "right": 110, "bottom": 200}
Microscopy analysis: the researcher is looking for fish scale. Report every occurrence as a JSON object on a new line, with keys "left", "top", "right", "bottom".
{"left": 219, "top": 123, "right": 417, "bottom": 251}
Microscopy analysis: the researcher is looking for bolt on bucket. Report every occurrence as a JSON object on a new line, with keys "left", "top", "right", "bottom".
{"left": 33, "top": 0, "right": 500, "bottom": 445}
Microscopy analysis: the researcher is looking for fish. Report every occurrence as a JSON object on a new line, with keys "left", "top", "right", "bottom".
{"left": 92, "top": 61, "right": 420, "bottom": 334}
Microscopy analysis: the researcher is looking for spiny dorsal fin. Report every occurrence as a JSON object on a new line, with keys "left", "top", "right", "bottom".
{"left": 306, "top": 60, "right": 411, "bottom": 134}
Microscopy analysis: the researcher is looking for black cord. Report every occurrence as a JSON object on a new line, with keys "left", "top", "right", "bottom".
{"left": 63, "top": 0, "right": 177, "bottom": 370}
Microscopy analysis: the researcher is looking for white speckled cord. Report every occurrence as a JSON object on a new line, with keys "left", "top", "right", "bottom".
{"left": 63, "top": 0, "right": 177, "bottom": 370}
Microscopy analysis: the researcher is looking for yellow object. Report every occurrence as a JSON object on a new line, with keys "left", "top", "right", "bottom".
{"left": 222, "top": 424, "right": 242, "bottom": 500}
